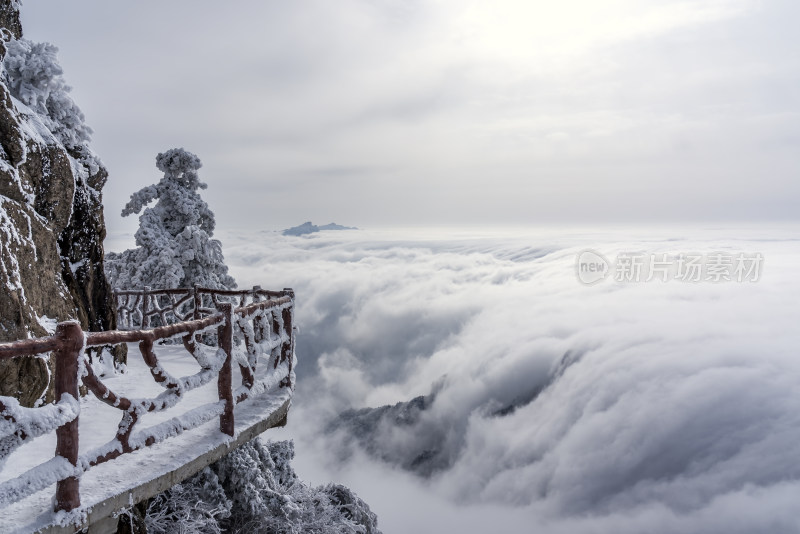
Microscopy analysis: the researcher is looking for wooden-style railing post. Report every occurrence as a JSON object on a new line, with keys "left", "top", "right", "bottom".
{"left": 271, "top": 309, "right": 281, "bottom": 369}
{"left": 142, "top": 286, "right": 151, "bottom": 329}
{"left": 192, "top": 284, "right": 201, "bottom": 344}
{"left": 193, "top": 284, "right": 201, "bottom": 320}
{"left": 252, "top": 286, "right": 263, "bottom": 344}
{"left": 280, "top": 289, "right": 295, "bottom": 388}
{"left": 217, "top": 303, "right": 234, "bottom": 436}
{"left": 113, "top": 289, "right": 122, "bottom": 329}
{"left": 54, "top": 321, "right": 83, "bottom": 512}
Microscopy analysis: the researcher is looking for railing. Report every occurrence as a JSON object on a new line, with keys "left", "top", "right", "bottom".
{"left": 114, "top": 285, "right": 290, "bottom": 330}
{"left": 0, "top": 286, "right": 295, "bottom": 515}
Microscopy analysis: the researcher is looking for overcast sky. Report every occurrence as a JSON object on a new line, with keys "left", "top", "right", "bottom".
{"left": 18, "top": 0, "right": 800, "bottom": 237}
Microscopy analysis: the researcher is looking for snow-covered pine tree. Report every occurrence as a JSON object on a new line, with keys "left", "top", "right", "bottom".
{"left": 105, "top": 148, "right": 236, "bottom": 290}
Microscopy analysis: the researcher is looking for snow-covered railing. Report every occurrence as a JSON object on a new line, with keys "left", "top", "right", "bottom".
{"left": 0, "top": 287, "right": 295, "bottom": 515}
{"left": 114, "top": 285, "right": 290, "bottom": 330}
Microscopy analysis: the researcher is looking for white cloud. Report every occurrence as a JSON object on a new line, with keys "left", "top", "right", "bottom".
{"left": 222, "top": 225, "right": 800, "bottom": 533}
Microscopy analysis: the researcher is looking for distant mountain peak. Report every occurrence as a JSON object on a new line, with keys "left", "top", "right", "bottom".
{"left": 282, "top": 221, "right": 357, "bottom": 236}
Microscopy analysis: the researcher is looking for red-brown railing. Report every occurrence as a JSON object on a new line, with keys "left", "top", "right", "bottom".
{"left": 114, "top": 285, "right": 290, "bottom": 330}
{"left": 0, "top": 287, "right": 295, "bottom": 514}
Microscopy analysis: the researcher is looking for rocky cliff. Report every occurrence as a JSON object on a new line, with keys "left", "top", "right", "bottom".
{"left": 0, "top": 0, "right": 120, "bottom": 406}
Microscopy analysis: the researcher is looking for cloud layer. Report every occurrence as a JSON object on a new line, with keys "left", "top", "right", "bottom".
{"left": 220, "top": 225, "right": 800, "bottom": 533}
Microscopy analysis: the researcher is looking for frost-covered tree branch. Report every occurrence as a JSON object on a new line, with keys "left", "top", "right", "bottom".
{"left": 145, "top": 440, "right": 381, "bottom": 534}
{"left": 4, "top": 38, "right": 93, "bottom": 150}
{"left": 121, "top": 185, "right": 158, "bottom": 217}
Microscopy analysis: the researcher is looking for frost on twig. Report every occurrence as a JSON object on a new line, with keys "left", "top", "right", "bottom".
{"left": 4, "top": 38, "right": 93, "bottom": 151}
{"left": 146, "top": 439, "right": 381, "bottom": 534}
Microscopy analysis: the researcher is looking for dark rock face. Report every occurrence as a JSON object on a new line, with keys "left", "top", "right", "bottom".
{"left": 0, "top": 1, "right": 21, "bottom": 40}
{"left": 331, "top": 395, "right": 457, "bottom": 477}
{"left": 329, "top": 350, "right": 580, "bottom": 480}
{"left": 0, "top": 1, "right": 121, "bottom": 406}
{"left": 58, "top": 147, "right": 117, "bottom": 336}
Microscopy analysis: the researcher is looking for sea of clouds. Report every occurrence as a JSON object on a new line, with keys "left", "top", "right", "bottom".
{"left": 216, "top": 225, "right": 800, "bottom": 534}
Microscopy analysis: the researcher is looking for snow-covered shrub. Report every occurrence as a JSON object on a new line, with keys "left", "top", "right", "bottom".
{"left": 145, "top": 467, "right": 232, "bottom": 534}
{"left": 105, "top": 148, "right": 236, "bottom": 290}
{"left": 3, "top": 38, "right": 93, "bottom": 149}
{"left": 146, "top": 439, "right": 381, "bottom": 534}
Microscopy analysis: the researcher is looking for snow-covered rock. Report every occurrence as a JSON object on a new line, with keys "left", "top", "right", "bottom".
{"left": 330, "top": 394, "right": 458, "bottom": 477}
{"left": 0, "top": 2, "right": 120, "bottom": 406}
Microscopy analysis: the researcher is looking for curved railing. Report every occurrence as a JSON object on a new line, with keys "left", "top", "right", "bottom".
{"left": 113, "top": 285, "right": 290, "bottom": 329}
{"left": 0, "top": 287, "right": 295, "bottom": 514}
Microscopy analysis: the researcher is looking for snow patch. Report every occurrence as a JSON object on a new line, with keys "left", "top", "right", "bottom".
{"left": 35, "top": 314, "right": 57, "bottom": 335}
